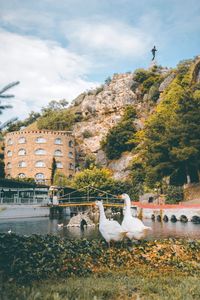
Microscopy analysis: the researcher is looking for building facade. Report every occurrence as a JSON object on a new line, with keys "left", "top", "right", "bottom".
{"left": 4, "top": 130, "right": 75, "bottom": 185}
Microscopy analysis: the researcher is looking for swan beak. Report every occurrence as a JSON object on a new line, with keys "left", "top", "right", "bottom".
{"left": 117, "top": 195, "right": 122, "bottom": 199}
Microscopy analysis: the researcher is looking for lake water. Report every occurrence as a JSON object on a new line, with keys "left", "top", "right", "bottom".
{"left": 0, "top": 216, "right": 200, "bottom": 240}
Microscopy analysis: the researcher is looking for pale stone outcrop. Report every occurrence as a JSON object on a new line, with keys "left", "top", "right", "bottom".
{"left": 67, "top": 212, "right": 95, "bottom": 227}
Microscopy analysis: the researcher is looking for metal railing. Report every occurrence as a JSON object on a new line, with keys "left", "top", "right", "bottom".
{"left": 0, "top": 196, "right": 49, "bottom": 205}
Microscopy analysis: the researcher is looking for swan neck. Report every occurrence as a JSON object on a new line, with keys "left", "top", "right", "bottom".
{"left": 98, "top": 204, "right": 106, "bottom": 222}
{"left": 124, "top": 198, "right": 132, "bottom": 216}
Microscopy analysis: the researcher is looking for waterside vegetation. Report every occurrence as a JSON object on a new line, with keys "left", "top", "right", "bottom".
{"left": 0, "top": 234, "right": 200, "bottom": 299}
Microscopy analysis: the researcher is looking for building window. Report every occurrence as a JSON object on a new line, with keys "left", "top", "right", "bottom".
{"left": 56, "top": 162, "right": 63, "bottom": 168}
{"left": 68, "top": 175, "right": 73, "bottom": 179}
{"left": 35, "top": 161, "right": 45, "bottom": 167}
{"left": 18, "top": 137, "right": 26, "bottom": 144}
{"left": 68, "top": 151, "right": 73, "bottom": 158}
{"left": 7, "top": 162, "right": 12, "bottom": 169}
{"left": 7, "top": 138, "right": 13, "bottom": 145}
{"left": 36, "top": 137, "right": 46, "bottom": 143}
{"left": 18, "top": 161, "right": 26, "bottom": 167}
{"left": 55, "top": 138, "right": 62, "bottom": 145}
{"left": 18, "top": 173, "right": 26, "bottom": 178}
{"left": 69, "top": 163, "right": 74, "bottom": 170}
{"left": 35, "top": 173, "right": 45, "bottom": 179}
{"left": 35, "top": 148, "right": 46, "bottom": 155}
{"left": 18, "top": 149, "right": 26, "bottom": 156}
{"left": 54, "top": 149, "right": 62, "bottom": 156}
{"left": 69, "top": 140, "right": 73, "bottom": 147}
{"left": 7, "top": 150, "right": 12, "bottom": 157}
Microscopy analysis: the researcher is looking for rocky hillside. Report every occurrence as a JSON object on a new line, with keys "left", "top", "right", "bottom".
{"left": 70, "top": 66, "right": 174, "bottom": 179}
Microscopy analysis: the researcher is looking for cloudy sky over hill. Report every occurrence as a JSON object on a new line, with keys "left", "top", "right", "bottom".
{"left": 0, "top": 0, "right": 200, "bottom": 122}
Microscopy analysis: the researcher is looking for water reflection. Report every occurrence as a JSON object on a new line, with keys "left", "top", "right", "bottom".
{"left": 0, "top": 216, "right": 199, "bottom": 240}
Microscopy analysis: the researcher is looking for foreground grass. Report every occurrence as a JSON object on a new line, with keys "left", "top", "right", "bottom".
{"left": 0, "top": 234, "right": 200, "bottom": 299}
{"left": 1, "top": 269, "right": 200, "bottom": 300}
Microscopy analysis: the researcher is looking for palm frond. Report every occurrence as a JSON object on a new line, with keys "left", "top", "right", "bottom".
{"left": 0, "top": 81, "right": 20, "bottom": 95}
{"left": 0, "top": 94, "right": 15, "bottom": 98}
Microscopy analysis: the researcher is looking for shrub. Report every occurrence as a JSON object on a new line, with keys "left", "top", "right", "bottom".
{"left": 164, "top": 185, "right": 184, "bottom": 204}
{"left": 82, "top": 129, "right": 93, "bottom": 138}
{"left": 101, "top": 106, "right": 137, "bottom": 160}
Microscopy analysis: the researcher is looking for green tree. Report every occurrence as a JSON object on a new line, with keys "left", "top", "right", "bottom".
{"left": 53, "top": 171, "right": 69, "bottom": 186}
{"left": 51, "top": 158, "right": 57, "bottom": 185}
{"left": 139, "top": 59, "right": 200, "bottom": 187}
{"left": 101, "top": 106, "right": 137, "bottom": 160}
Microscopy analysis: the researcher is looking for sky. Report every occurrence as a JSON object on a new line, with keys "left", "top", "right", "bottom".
{"left": 0, "top": 0, "right": 200, "bottom": 123}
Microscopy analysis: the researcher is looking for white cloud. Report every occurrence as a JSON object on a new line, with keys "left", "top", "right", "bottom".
{"left": 0, "top": 29, "right": 97, "bottom": 122}
{"left": 65, "top": 20, "right": 153, "bottom": 58}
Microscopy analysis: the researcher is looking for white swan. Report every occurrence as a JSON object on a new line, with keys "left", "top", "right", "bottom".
{"left": 95, "top": 201, "right": 126, "bottom": 246}
{"left": 121, "top": 194, "right": 151, "bottom": 240}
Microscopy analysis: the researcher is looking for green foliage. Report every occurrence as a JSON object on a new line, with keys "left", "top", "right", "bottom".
{"left": 138, "top": 59, "right": 200, "bottom": 188}
{"left": 101, "top": 106, "right": 137, "bottom": 160}
{"left": 15, "top": 177, "right": 36, "bottom": 184}
{"left": 134, "top": 69, "right": 150, "bottom": 83}
{"left": 164, "top": 185, "right": 184, "bottom": 204}
{"left": 0, "top": 153, "right": 5, "bottom": 178}
{"left": 37, "top": 109, "right": 75, "bottom": 131}
{"left": 82, "top": 154, "right": 97, "bottom": 169}
{"left": 51, "top": 158, "right": 57, "bottom": 185}
{"left": 7, "top": 111, "right": 40, "bottom": 132}
{"left": 95, "top": 85, "right": 104, "bottom": 95}
{"left": 129, "top": 161, "right": 145, "bottom": 199}
{"left": 133, "top": 68, "right": 162, "bottom": 101}
{"left": 71, "top": 167, "right": 114, "bottom": 192}
{"left": 0, "top": 234, "right": 199, "bottom": 287}
{"left": 104, "top": 76, "right": 112, "bottom": 85}
{"left": 53, "top": 171, "right": 69, "bottom": 186}
{"left": 82, "top": 129, "right": 93, "bottom": 138}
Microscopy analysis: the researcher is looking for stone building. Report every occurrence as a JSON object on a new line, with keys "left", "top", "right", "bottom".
{"left": 4, "top": 130, "right": 75, "bottom": 185}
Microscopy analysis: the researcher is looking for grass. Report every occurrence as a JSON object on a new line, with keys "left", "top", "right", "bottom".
{"left": 0, "top": 235, "right": 200, "bottom": 299}
{"left": 1, "top": 268, "right": 200, "bottom": 300}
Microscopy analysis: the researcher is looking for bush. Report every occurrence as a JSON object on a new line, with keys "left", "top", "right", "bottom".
{"left": 164, "top": 185, "right": 184, "bottom": 204}
{"left": 101, "top": 106, "right": 137, "bottom": 160}
{"left": 82, "top": 130, "right": 93, "bottom": 138}
{"left": 134, "top": 69, "right": 150, "bottom": 83}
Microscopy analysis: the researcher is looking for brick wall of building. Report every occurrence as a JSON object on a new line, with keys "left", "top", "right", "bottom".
{"left": 4, "top": 130, "right": 75, "bottom": 184}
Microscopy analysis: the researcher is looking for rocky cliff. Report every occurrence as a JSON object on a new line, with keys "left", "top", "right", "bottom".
{"left": 70, "top": 66, "right": 174, "bottom": 180}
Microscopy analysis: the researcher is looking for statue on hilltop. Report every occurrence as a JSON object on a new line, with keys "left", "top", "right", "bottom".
{"left": 151, "top": 46, "right": 157, "bottom": 61}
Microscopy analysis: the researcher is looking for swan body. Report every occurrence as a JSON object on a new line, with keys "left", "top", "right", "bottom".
{"left": 121, "top": 194, "right": 151, "bottom": 240}
{"left": 95, "top": 201, "right": 126, "bottom": 245}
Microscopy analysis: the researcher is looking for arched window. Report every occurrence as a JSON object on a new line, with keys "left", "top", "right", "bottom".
{"left": 69, "top": 163, "right": 74, "bottom": 170}
{"left": 18, "top": 149, "right": 26, "bottom": 156}
{"left": 54, "top": 149, "right": 62, "bottom": 156}
{"left": 35, "top": 137, "right": 46, "bottom": 144}
{"left": 18, "top": 173, "right": 26, "bottom": 178}
{"left": 18, "top": 161, "right": 26, "bottom": 167}
{"left": 55, "top": 138, "right": 62, "bottom": 145}
{"left": 18, "top": 137, "right": 26, "bottom": 144}
{"left": 69, "top": 140, "right": 73, "bottom": 147}
{"left": 35, "top": 173, "right": 45, "bottom": 179}
{"left": 35, "top": 161, "right": 45, "bottom": 167}
{"left": 7, "top": 150, "right": 12, "bottom": 157}
{"left": 7, "top": 162, "right": 12, "bottom": 169}
{"left": 68, "top": 151, "right": 73, "bottom": 158}
{"left": 56, "top": 162, "right": 63, "bottom": 168}
{"left": 35, "top": 149, "right": 46, "bottom": 155}
{"left": 7, "top": 138, "right": 13, "bottom": 145}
